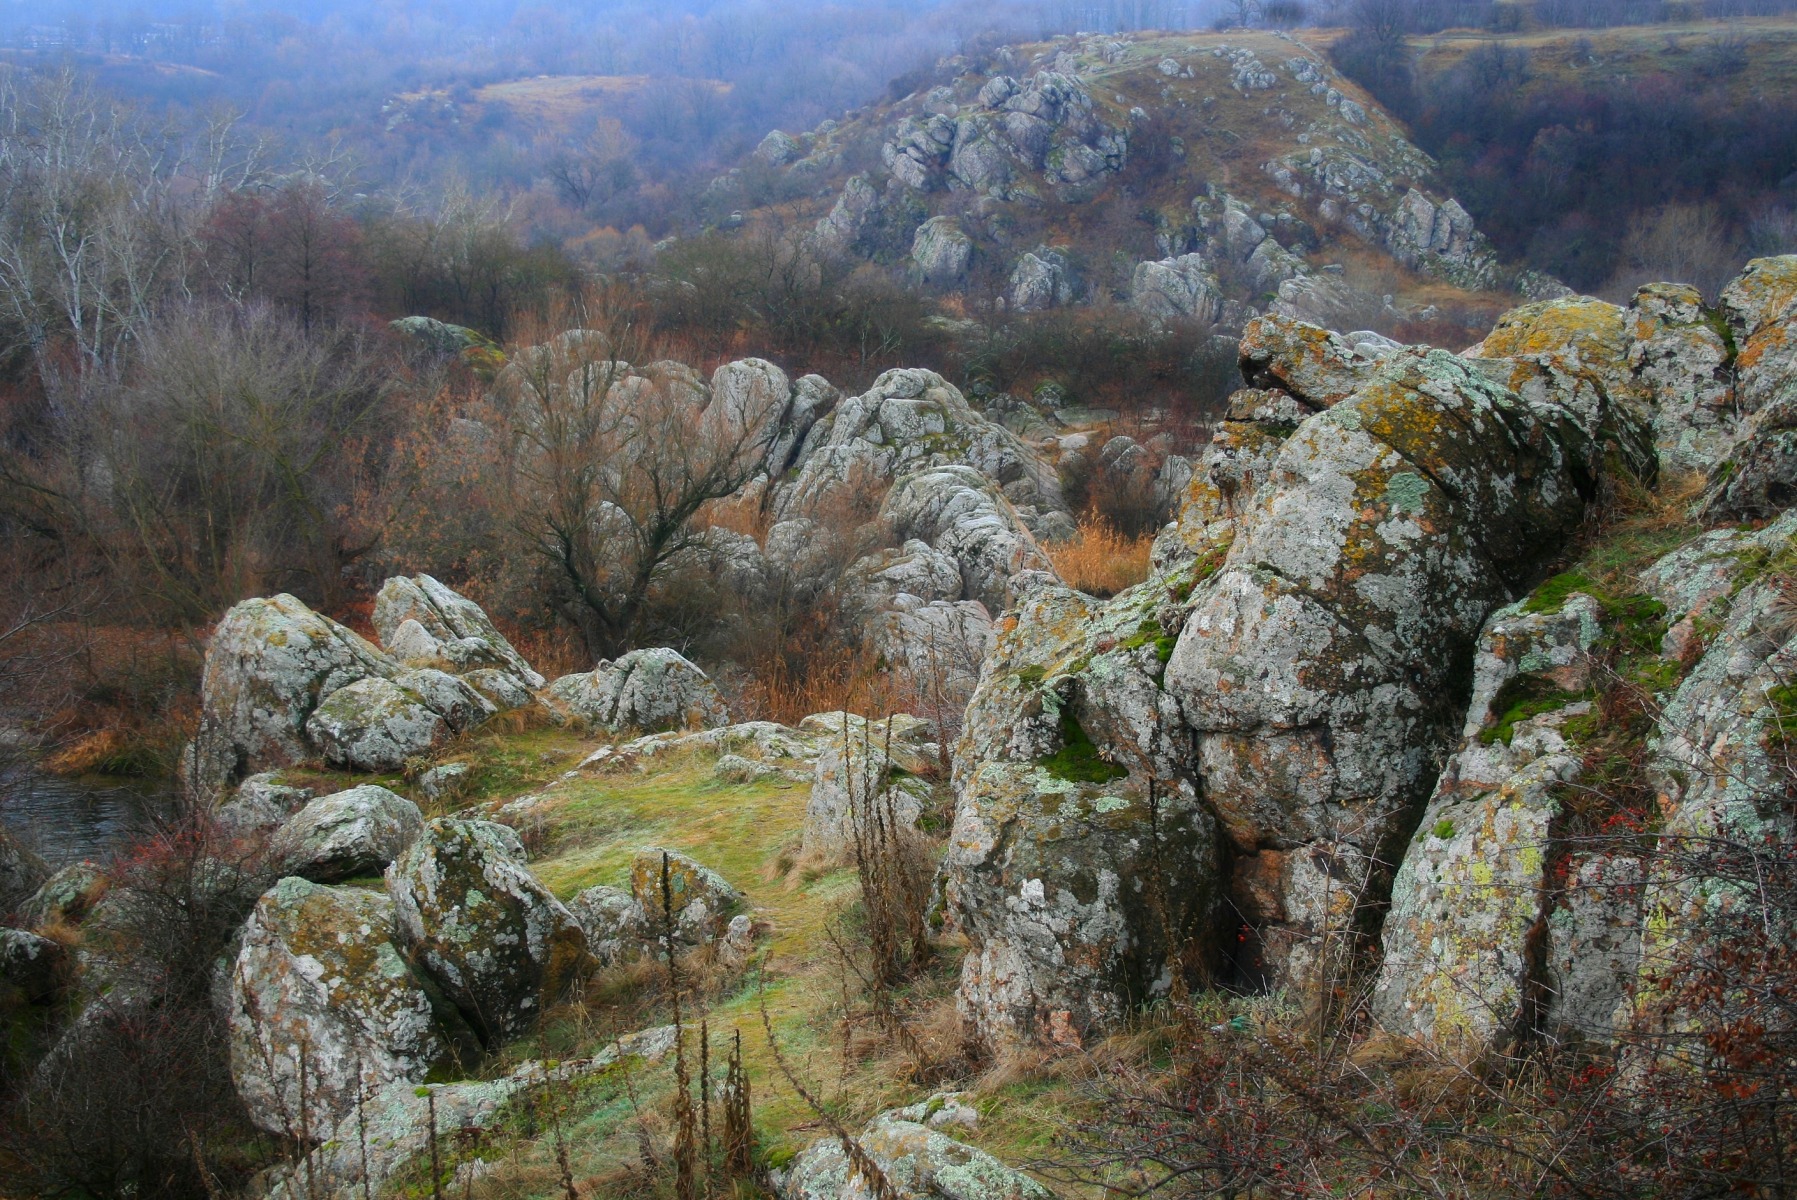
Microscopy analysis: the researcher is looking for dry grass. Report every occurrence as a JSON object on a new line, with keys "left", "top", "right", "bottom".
{"left": 1047, "top": 515, "right": 1153, "bottom": 599}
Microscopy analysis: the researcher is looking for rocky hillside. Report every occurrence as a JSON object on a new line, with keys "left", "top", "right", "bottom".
{"left": 711, "top": 28, "right": 1542, "bottom": 338}
{"left": 5, "top": 255, "right": 1797, "bottom": 1197}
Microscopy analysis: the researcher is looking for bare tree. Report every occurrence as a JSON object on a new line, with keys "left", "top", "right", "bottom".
{"left": 491, "top": 300, "right": 787, "bottom": 656}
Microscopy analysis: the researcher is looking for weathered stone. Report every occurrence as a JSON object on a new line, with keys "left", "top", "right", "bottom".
{"left": 802, "top": 713, "right": 939, "bottom": 866}
{"left": 1008, "top": 251, "right": 1072, "bottom": 312}
{"left": 1131, "top": 254, "right": 1222, "bottom": 323}
{"left": 627, "top": 848, "right": 743, "bottom": 946}
{"left": 305, "top": 670, "right": 493, "bottom": 773}
{"left": 372, "top": 575, "right": 545, "bottom": 690}
{"left": 912, "top": 216, "right": 974, "bottom": 285}
{"left": 188, "top": 595, "right": 398, "bottom": 796}
{"left": 417, "top": 762, "right": 470, "bottom": 802}
{"left": 270, "top": 786, "right": 425, "bottom": 883}
{"left": 944, "top": 562, "right": 1221, "bottom": 1047}
{"left": 219, "top": 773, "right": 316, "bottom": 835}
{"left": 780, "top": 1108, "right": 1056, "bottom": 1200}
{"left": 567, "top": 884, "right": 650, "bottom": 966}
{"left": 546, "top": 647, "right": 728, "bottom": 733}
{"left": 1166, "top": 346, "right": 1599, "bottom": 1005}
{"left": 1238, "top": 314, "right": 1390, "bottom": 408}
{"left": 386, "top": 819, "right": 590, "bottom": 1044}
{"left": 880, "top": 466, "right": 1056, "bottom": 614}
{"left": 259, "top": 1027, "right": 677, "bottom": 1200}
{"left": 228, "top": 877, "right": 462, "bottom": 1137}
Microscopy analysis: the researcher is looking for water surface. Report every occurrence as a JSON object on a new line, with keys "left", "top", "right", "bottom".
{"left": 0, "top": 765, "right": 173, "bottom": 868}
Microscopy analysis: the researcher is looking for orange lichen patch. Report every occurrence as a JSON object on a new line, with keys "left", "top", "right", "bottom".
{"left": 1469, "top": 295, "right": 1631, "bottom": 372}
{"left": 1727, "top": 254, "right": 1797, "bottom": 332}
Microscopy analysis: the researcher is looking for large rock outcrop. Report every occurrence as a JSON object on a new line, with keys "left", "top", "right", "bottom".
{"left": 1165, "top": 345, "right": 1600, "bottom": 1003}
{"left": 187, "top": 595, "right": 399, "bottom": 796}
{"left": 304, "top": 669, "right": 494, "bottom": 772}
{"left": 386, "top": 818, "right": 590, "bottom": 1044}
{"left": 228, "top": 877, "right": 467, "bottom": 1137}
{"left": 943, "top": 560, "right": 1222, "bottom": 1048}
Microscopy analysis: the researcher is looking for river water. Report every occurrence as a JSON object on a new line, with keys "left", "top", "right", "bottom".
{"left": 0, "top": 765, "right": 174, "bottom": 868}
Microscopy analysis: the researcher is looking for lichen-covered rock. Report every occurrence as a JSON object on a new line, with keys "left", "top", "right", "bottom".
{"left": 870, "top": 598, "right": 995, "bottom": 699}
{"left": 780, "top": 1108, "right": 1056, "bottom": 1200}
{"left": 1130, "top": 253, "right": 1222, "bottom": 323}
{"left": 1385, "top": 189, "right": 1497, "bottom": 289}
{"left": 1622, "top": 522, "right": 1797, "bottom": 1064}
{"left": 1166, "top": 346, "right": 1599, "bottom": 1005}
{"left": 18, "top": 861, "right": 104, "bottom": 928}
{"left": 1699, "top": 257, "right": 1797, "bottom": 519}
{"left": 187, "top": 594, "right": 399, "bottom": 796}
{"left": 944, "top": 561, "right": 1221, "bottom": 1047}
{"left": 1626, "top": 283, "right": 1735, "bottom": 474}
{"left": 912, "top": 216, "right": 973, "bottom": 285}
{"left": 305, "top": 670, "right": 494, "bottom": 772}
{"left": 1238, "top": 314, "right": 1391, "bottom": 409}
{"left": 546, "top": 647, "right": 728, "bottom": 733}
{"left": 218, "top": 772, "right": 316, "bottom": 835}
{"left": 775, "top": 368, "right": 1065, "bottom": 539}
{"left": 1008, "top": 251, "right": 1073, "bottom": 311}
{"left": 627, "top": 848, "right": 743, "bottom": 946}
{"left": 386, "top": 819, "right": 590, "bottom": 1043}
{"left": 567, "top": 884, "right": 650, "bottom": 965}
{"left": 228, "top": 877, "right": 464, "bottom": 1137}
{"left": 802, "top": 713, "right": 940, "bottom": 866}
{"left": 372, "top": 575, "right": 545, "bottom": 690}
{"left": 270, "top": 786, "right": 425, "bottom": 883}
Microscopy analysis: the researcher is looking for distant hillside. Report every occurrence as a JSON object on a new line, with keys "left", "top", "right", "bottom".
{"left": 1329, "top": 15, "right": 1797, "bottom": 291}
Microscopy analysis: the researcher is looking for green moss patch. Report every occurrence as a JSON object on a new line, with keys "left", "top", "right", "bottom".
{"left": 1038, "top": 706, "right": 1128, "bottom": 784}
{"left": 1480, "top": 673, "right": 1588, "bottom": 745}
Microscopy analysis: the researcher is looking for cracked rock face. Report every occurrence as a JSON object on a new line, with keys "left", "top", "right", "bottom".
{"left": 269, "top": 785, "right": 426, "bottom": 884}
{"left": 373, "top": 574, "right": 545, "bottom": 690}
{"left": 1167, "top": 347, "right": 1597, "bottom": 1002}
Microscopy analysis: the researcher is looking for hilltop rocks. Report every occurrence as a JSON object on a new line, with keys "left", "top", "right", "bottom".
{"left": 188, "top": 595, "right": 399, "bottom": 796}
{"left": 18, "top": 862, "right": 104, "bottom": 929}
{"left": 547, "top": 648, "right": 729, "bottom": 733}
{"left": 943, "top": 562, "right": 1220, "bottom": 1047}
{"left": 228, "top": 878, "right": 462, "bottom": 1137}
{"left": 386, "top": 819, "right": 590, "bottom": 1044}
{"left": 373, "top": 574, "right": 545, "bottom": 690}
{"left": 780, "top": 1106, "right": 1055, "bottom": 1200}
{"left": 269, "top": 786, "right": 425, "bottom": 883}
